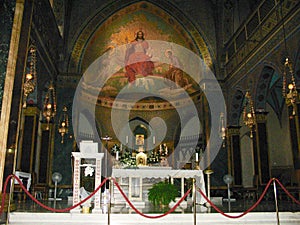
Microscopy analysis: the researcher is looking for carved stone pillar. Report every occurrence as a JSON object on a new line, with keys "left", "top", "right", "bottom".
{"left": 288, "top": 103, "right": 300, "bottom": 169}
{"left": 287, "top": 103, "right": 300, "bottom": 187}
{"left": 254, "top": 111, "right": 270, "bottom": 185}
{"left": 38, "top": 123, "right": 54, "bottom": 187}
{"left": 17, "top": 107, "right": 40, "bottom": 173}
{"left": 0, "top": 0, "right": 32, "bottom": 192}
{"left": 227, "top": 126, "right": 242, "bottom": 186}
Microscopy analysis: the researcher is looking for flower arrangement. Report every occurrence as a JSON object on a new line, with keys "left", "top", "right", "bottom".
{"left": 119, "top": 148, "right": 137, "bottom": 168}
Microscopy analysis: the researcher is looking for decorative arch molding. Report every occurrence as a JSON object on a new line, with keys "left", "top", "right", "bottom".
{"left": 255, "top": 65, "right": 275, "bottom": 111}
{"left": 228, "top": 89, "right": 244, "bottom": 126}
{"left": 129, "top": 116, "right": 150, "bottom": 126}
{"left": 262, "top": 62, "right": 285, "bottom": 125}
{"left": 67, "top": 0, "right": 213, "bottom": 73}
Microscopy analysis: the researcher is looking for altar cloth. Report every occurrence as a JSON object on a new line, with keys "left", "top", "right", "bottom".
{"left": 112, "top": 168, "right": 207, "bottom": 204}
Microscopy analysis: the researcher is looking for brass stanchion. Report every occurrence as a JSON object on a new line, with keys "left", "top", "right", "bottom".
{"left": 6, "top": 146, "right": 18, "bottom": 224}
{"left": 273, "top": 179, "right": 280, "bottom": 225}
{"left": 108, "top": 177, "right": 112, "bottom": 225}
{"left": 193, "top": 178, "right": 196, "bottom": 225}
{"left": 204, "top": 169, "right": 213, "bottom": 207}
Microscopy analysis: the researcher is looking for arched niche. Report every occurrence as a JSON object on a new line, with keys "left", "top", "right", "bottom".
{"left": 118, "top": 117, "right": 155, "bottom": 150}
{"left": 68, "top": 1, "right": 213, "bottom": 74}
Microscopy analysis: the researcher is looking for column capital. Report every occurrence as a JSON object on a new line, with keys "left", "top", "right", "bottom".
{"left": 227, "top": 126, "right": 241, "bottom": 136}
{"left": 255, "top": 111, "right": 269, "bottom": 123}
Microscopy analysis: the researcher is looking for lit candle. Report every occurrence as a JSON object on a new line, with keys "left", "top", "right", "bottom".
{"left": 196, "top": 153, "right": 199, "bottom": 162}
{"left": 153, "top": 136, "right": 155, "bottom": 144}
{"left": 126, "top": 136, "right": 128, "bottom": 144}
{"left": 116, "top": 151, "right": 119, "bottom": 161}
{"left": 120, "top": 144, "right": 122, "bottom": 152}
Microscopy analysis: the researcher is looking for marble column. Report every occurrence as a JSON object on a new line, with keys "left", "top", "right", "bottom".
{"left": 227, "top": 126, "right": 242, "bottom": 186}
{"left": 287, "top": 103, "right": 300, "bottom": 187}
{"left": 254, "top": 111, "right": 270, "bottom": 185}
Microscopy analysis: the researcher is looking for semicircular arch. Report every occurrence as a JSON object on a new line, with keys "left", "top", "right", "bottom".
{"left": 67, "top": 0, "right": 214, "bottom": 74}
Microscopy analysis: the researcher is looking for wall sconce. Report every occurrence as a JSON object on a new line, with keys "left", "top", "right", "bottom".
{"left": 219, "top": 112, "right": 226, "bottom": 147}
{"left": 43, "top": 82, "right": 57, "bottom": 130}
{"left": 23, "top": 46, "right": 37, "bottom": 108}
{"left": 243, "top": 91, "right": 256, "bottom": 138}
{"left": 58, "top": 106, "right": 69, "bottom": 143}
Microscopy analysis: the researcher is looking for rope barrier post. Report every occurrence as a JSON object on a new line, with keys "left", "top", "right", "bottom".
{"left": 108, "top": 177, "right": 112, "bottom": 225}
{"left": 6, "top": 177, "right": 13, "bottom": 225}
{"left": 7, "top": 146, "right": 18, "bottom": 224}
{"left": 272, "top": 178, "right": 280, "bottom": 225}
{"left": 204, "top": 169, "right": 213, "bottom": 207}
{"left": 193, "top": 178, "right": 196, "bottom": 225}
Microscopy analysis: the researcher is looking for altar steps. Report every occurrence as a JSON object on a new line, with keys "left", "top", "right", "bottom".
{"left": 7, "top": 212, "right": 300, "bottom": 225}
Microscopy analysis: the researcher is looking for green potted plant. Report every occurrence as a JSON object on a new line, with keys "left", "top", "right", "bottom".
{"left": 148, "top": 181, "right": 179, "bottom": 206}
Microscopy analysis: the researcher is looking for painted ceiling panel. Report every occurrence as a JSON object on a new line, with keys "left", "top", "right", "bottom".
{"left": 81, "top": 4, "right": 202, "bottom": 72}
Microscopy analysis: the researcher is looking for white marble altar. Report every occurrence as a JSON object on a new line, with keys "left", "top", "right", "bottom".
{"left": 111, "top": 167, "right": 206, "bottom": 205}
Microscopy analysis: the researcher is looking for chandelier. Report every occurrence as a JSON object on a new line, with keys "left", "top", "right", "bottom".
{"left": 243, "top": 91, "right": 256, "bottom": 138}
{"left": 280, "top": 2, "right": 299, "bottom": 116}
{"left": 282, "top": 58, "right": 299, "bottom": 116}
{"left": 58, "top": 106, "right": 69, "bottom": 143}
{"left": 23, "top": 46, "right": 37, "bottom": 108}
{"left": 43, "top": 82, "right": 57, "bottom": 130}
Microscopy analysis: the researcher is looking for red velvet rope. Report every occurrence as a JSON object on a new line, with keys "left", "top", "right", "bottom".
{"left": 0, "top": 174, "right": 109, "bottom": 214}
{"left": 198, "top": 178, "right": 273, "bottom": 219}
{"left": 274, "top": 178, "right": 300, "bottom": 205}
{"left": 111, "top": 177, "right": 191, "bottom": 219}
{"left": 1, "top": 175, "right": 300, "bottom": 219}
{"left": 0, "top": 174, "right": 13, "bottom": 214}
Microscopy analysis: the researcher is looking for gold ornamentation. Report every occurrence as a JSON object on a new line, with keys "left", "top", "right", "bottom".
{"left": 58, "top": 106, "right": 69, "bottom": 143}
{"left": 243, "top": 91, "right": 256, "bottom": 138}
{"left": 23, "top": 46, "right": 37, "bottom": 108}
{"left": 43, "top": 82, "right": 57, "bottom": 130}
{"left": 282, "top": 57, "right": 299, "bottom": 116}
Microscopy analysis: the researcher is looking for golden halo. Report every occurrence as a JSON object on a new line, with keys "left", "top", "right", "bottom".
{"left": 134, "top": 29, "right": 146, "bottom": 37}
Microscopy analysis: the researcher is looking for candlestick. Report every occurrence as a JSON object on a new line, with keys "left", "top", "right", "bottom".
{"left": 196, "top": 153, "right": 199, "bottom": 162}
{"left": 126, "top": 136, "right": 128, "bottom": 144}
{"left": 153, "top": 136, "right": 155, "bottom": 144}
{"left": 116, "top": 151, "right": 119, "bottom": 161}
